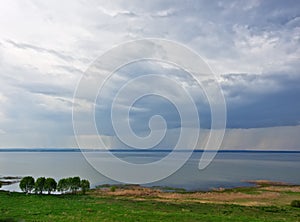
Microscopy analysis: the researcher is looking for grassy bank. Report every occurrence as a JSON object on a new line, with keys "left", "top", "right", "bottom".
{"left": 1, "top": 186, "right": 300, "bottom": 222}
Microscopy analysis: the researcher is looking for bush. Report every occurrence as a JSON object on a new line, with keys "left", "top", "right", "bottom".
{"left": 110, "top": 186, "right": 116, "bottom": 192}
{"left": 291, "top": 200, "right": 300, "bottom": 208}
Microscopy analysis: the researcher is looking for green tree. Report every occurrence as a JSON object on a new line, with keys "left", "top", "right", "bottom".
{"left": 71, "top": 176, "right": 81, "bottom": 193}
{"left": 66, "top": 177, "right": 73, "bottom": 191}
{"left": 110, "top": 186, "right": 116, "bottom": 192}
{"left": 57, "top": 178, "right": 69, "bottom": 194}
{"left": 44, "top": 178, "right": 57, "bottom": 194}
{"left": 80, "top": 179, "right": 90, "bottom": 194}
{"left": 19, "top": 176, "right": 35, "bottom": 194}
{"left": 35, "top": 177, "right": 46, "bottom": 194}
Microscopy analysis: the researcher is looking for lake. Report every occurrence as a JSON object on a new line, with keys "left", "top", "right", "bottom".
{"left": 1, "top": 150, "right": 300, "bottom": 192}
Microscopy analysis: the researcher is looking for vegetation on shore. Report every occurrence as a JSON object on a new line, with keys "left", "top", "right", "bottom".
{"left": 19, "top": 176, "right": 90, "bottom": 195}
{"left": 0, "top": 181, "right": 300, "bottom": 221}
{"left": 0, "top": 176, "right": 21, "bottom": 186}
{"left": 291, "top": 200, "right": 300, "bottom": 208}
{"left": 0, "top": 188, "right": 300, "bottom": 222}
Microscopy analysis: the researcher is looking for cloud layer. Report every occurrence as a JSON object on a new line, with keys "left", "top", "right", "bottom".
{"left": 0, "top": 0, "right": 299, "bottom": 148}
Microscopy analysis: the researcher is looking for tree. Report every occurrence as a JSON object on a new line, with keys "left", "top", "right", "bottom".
{"left": 57, "top": 178, "right": 69, "bottom": 194}
{"left": 71, "top": 177, "right": 81, "bottom": 193}
{"left": 19, "top": 176, "right": 35, "bottom": 194}
{"left": 44, "top": 178, "right": 57, "bottom": 194}
{"left": 35, "top": 177, "right": 46, "bottom": 194}
{"left": 80, "top": 179, "right": 90, "bottom": 194}
{"left": 0, "top": 181, "right": 2, "bottom": 189}
{"left": 66, "top": 177, "right": 73, "bottom": 192}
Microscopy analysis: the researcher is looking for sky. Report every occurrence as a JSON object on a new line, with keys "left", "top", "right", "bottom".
{"left": 0, "top": 0, "right": 299, "bottom": 149}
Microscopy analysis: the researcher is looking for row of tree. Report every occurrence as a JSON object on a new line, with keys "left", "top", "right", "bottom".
{"left": 19, "top": 176, "right": 90, "bottom": 195}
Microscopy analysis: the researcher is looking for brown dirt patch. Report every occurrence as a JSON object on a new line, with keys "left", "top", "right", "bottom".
{"left": 90, "top": 183, "right": 300, "bottom": 207}
{"left": 259, "top": 186, "right": 300, "bottom": 192}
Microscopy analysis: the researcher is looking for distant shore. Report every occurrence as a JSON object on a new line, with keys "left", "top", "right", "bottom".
{"left": 1, "top": 148, "right": 300, "bottom": 152}
{"left": 0, "top": 176, "right": 22, "bottom": 185}
{"left": 1, "top": 175, "right": 299, "bottom": 195}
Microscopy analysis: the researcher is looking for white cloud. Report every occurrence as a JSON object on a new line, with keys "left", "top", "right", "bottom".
{"left": 0, "top": 93, "right": 8, "bottom": 103}
{"left": 96, "top": 6, "right": 137, "bottom": 17}
{"left": 0, "top": 0, "right": 299, "bottom": 148}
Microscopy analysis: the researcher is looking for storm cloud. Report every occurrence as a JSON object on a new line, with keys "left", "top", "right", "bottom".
{"left": 0, "top": 0, "right": 299, "bottom": 149}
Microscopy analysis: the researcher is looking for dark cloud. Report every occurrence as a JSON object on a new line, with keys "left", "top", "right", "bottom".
{"left": 114, "top": 11, "right": 137, "bottom": 18}
{"left": 96, "top": 70, "right": 300, "bottom": 137}
{"left": 1, "top": 0, "right": 300, "bottom": 148}
{"left": 222, "top": 73, "right": 300, "bottom": 128}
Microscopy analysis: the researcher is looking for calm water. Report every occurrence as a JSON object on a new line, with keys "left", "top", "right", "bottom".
{"left": 0, "top": 151, "right": 300, "bottom": 191}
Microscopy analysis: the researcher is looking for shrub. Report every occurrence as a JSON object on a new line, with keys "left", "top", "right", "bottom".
{"left": 291, "top": 200, "right": 300, "bottom": 208}
{"left": 110, "top": 186, "right": 116, "bottom": 192}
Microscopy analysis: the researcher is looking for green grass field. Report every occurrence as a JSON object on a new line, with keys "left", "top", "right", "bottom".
{"left": 0, "top": 190, "right": 300, "bottom": 222}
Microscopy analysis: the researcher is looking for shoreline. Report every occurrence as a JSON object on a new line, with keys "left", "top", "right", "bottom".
{"left": 1, "top": 177, "right": 299, "bottom": 192}
{"left": 1, "top": 186, "right": 300, "bottom": 222}
{"left": 0, "top": 176, "right": 22, "bottom": 186}
{"left": 1, "top": 179, "right": 300, "bottom": 208}
{"left": 2, "top": 177, "right": 300, "bottom": 207}
{"left": 91, "top": 180, "right": 300, "bottom": 207}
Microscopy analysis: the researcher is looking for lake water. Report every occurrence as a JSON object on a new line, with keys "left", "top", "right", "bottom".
{"left": 1, "top": 151, "right": 300, "bottom": 192}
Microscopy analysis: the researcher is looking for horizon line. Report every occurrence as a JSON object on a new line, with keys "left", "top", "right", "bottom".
{"left": 0, "top": 148, "right": 300, "bottom": 153}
